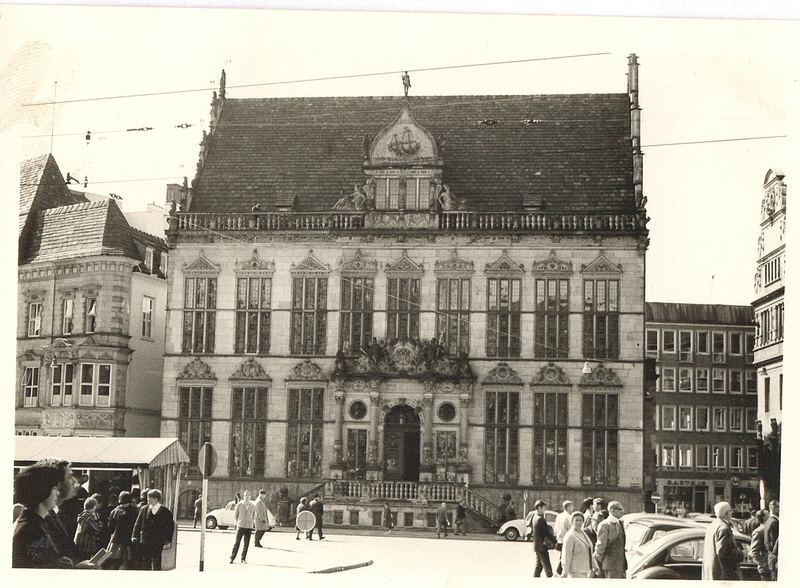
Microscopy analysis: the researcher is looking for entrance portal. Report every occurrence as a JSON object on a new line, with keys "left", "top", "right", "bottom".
{"left": 383, "top": 405, "right": 421, "bottom": 481}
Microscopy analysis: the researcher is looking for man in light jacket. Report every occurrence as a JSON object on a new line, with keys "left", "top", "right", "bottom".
{"left": 763, "top": 499, "right": 779, "bottom": 580}
{"left": 229, "top": 491, "right": 256, "bottom": 564}
{"left": 702, "top": 501, "right": 743, "bottom": 580}
{"left": 554, "top": 500, "right": 574, "bottom": 575}
{"left": 253, "top": 489, "right": 271, "bottom": 548}
{"left": 594, "top": 500, "right": 627, "bottom": 579}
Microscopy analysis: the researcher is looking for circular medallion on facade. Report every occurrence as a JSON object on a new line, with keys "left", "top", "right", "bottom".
{"left": 437, "top": 402, "right": 456, "bottom": 422}
{"left": 349, "top": 400, "right": 367, "bottom": 420}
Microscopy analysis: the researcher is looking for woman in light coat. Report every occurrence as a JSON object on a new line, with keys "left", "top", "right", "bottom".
{"left": 561, "top": 511, "right": 596, "bottom": 578}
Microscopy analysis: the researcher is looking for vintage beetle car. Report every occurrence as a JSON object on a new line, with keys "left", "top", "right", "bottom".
{"left": 206, "top": 503, "right": 277, "bottom": 530}
{"left": 497, "top": 509, "right": 557, "bottom": 541}
{"left": 623, "top": 515, "right": 702, "bottom": 558}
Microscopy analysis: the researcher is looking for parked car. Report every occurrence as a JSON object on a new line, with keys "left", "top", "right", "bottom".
{"left": 627, "top": 526, "right": 759, "bottom": 580}
{"left": 206, "top": 503, "right": 277, "bottom": 530}
{"left": 497, "top": 509, "right": 557, "bottom": 541}
{"left": 623, "top": 516, "right": 701, "bottom": 561}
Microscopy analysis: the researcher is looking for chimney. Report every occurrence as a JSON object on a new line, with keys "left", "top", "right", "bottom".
{"left": 165, "top": 183, "right": 182, "bottom": 208}
{"left": 628, "top": 54, "right": 644, "bottom": 209}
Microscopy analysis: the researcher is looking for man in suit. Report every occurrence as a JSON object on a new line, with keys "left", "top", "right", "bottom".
{"left": 702, "top": 501, "right": 743, "bottom": 581}
{"left": 435, "top": 502, "right": 450, "bottom": 539}
{"left": 763, "top": 499, "right": 779, "bottom": 580}
{"left": 132, "top": 489, "right": 174, "bottom": 571}
{"left": 308, "top": 493, "right": 324, "bottom": 540}
{"left": 530, "top": 499, "right": 556, "bottom": 578}
{"left": 750, "top": 509, "right": 770, "bottom": 581}
{"left": 594, "top": 500, "right": 627, "bottom": 579}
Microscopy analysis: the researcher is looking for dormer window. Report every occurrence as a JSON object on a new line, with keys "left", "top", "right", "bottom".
{"left": 374, "top": 176, "right": 432, "bottom": 210}
{"left": 145, "top": 247, "right": 154, "bottom": 271}
{"left": 86, "top": 297, "right": 97, "bottom": 333}
{"left": 159, "top": 252, "right": 169, "bottom": 277}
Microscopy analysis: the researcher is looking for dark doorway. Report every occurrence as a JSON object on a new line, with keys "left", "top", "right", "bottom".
{"left": 383, "top": 404, "right": 421, "bottom": 481}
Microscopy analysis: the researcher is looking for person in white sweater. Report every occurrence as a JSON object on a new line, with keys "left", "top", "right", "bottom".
{"left": 229, "top": 491, "right": 256, "bottom": 564}
{"left": 561, "top": 511, "right": 596, "bottom": 578}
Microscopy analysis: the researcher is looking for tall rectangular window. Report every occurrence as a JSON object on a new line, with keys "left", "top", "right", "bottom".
{"left": 729, "top": 407, "right": 743, "bottom": 432}
{"left": 51, "top": 363, "right": 74, "bottom": 407}
{"left": 661, "top": 406, "right": 676, "bottom": 430}
{"left": 729, "top": 370, "right": 743, "bottom": 394}
{"left": 159, "top": 252, "right": 169, "bottom": 276}
{"left": 662, "top": 367, "right": 676, "bottom": 392}
{"left": 696, "top": 406, "right": 710, "bottom": 431}
{"left": 712, "top": 407, "right": 727, "bottom": 432}
{"left": 28, "top": 302, "right": 42, "bottom": 337}
{"left": 141, "top": 296, "right": 154, "bottom": 338}
{"left": 730, "top": 447, "right": 743, "bottom": 470}
{"left": 78, "top": 363, "right": 112, "bottom": 407}
{"left": 287, "top": 388, "right": 324, "bottom": 478}
{"left": 697, "top": 331, "right": 709, "bottom": 354}
{"left": 764, "top": 377, "right": 771, "bottom": 412}
{"left": 22, "top": 367, "right": 39, "bottom": 407}
{"left": 178, "top": 386, "right": 213, "bottom": 473}
{"left": 182, "top": 277, "right": 217, "bottom": 353}
{"left": 339, "top": 277, "right": 374, "bottom": 356}
{"left": 646, "top": 329, "right": 659, "bottom": 357}
{"left": 346, "top": 429, "right": 368, "bottom": 478}
{"left": 532, "top": 391, "right": 568, "bottom": 485}
{"left": 62, "top": 299, "right": 74, "bottom": 335}
{"left": 582, "top": 279, "right": 619, "bottom": 359}
{"left": 661, "top": 445, "right": 675, "bottom": 469}
{"left": 712, "top": 332, "right": 725, "bottom": 362}
{"left": 695, "top": 368, "right": 709, "bottom": 393}
{"left": 484, "top": 390, "right": 519, "bottom": 484}
{"left": 386, "top": 277, "right": 420, "bottom": 341}
{"left": 144, "top": 247, "right": 154, "bottom": 271}
{"left": 663, "top": 331, "right": 676, "bottom": 353}
{"left": 696, "top": 445, "right": 710, "bottom": 469}
{"left": 712, "top": 369, "right": 726, "bottom": 393}
{"left": 487, "top": 278, "right": 521, "bottom": 357}
{"left": 746, "top": 447, "right": 759, "bottom": 470}
{"left": 712, "top": 446, "right": 726, "bottom": 470}
{"left": 85, "top": 297, "right": 97, "bottom": 333}
{"left": 581, "top": 393, "right": 619, "bottom": 486}
{"left": 745, "top": 370, "right": 757, "bottom": 394}
{"left": 746, "top": 408, "right": 758, "bottom": 433}
{"left": 230, "top": 386, "right": 268, "bottom": 477}
{"left": 679, "top": 368, "right": 693, "bottom": 392}
{"left": 679, "top": 445, "right": 693, "bottom": 469}
{"left": 730, "top": 332, "right": 742, "bottom": 355}
{"left": 679, "top": 331, "right": 693, "bottom": 362}
{"left": 436, "top": 431, "right": 457, "bottom": 461}
{"left": 291, "top": 277, "right": 327, "bottom": 355}
{"left": 436, "top": 278, "right": 470, "bottom": 355}
{"left": 534, "top": 278, "right": 569, "bottom": 358}
{"left": 235, "top": 277, "right": 272, "bottom": 354}
{"left": 678, "top": 406, "right": 693, "bottom": 431}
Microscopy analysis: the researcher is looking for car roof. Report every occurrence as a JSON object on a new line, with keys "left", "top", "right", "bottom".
{"left": 628, "top": 526, "right": 749, "bottom": 574}
{"left": 626, "top": 517, "right": 700, "bottom": 529}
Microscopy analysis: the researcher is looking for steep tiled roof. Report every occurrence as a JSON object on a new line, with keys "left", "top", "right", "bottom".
{"left": 21, "top": 199, "right": 142, "bottom": 264}
{"left": 645, "top": 302, "right": 754, "bottom": 326}
{"left": 19, "top": 154, "right": 87, "bottom": 236}
{"left": 190, "top": 94, "right": 635, "bottom": 213}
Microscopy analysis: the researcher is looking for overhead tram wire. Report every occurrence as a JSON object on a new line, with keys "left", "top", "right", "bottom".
{"left": 22, "top": 52, "right": 613, "bottom": 107}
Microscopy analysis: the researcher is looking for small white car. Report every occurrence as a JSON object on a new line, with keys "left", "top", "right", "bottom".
{"left": 497, "top": 509, "right": 558, "bottom": 541}
{"left": 205, "top": 503, "right": 277, "bottom": 530}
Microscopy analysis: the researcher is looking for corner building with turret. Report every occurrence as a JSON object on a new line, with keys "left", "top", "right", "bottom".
{"left": 162, "top": 57, "right": 650, "bottom": 529}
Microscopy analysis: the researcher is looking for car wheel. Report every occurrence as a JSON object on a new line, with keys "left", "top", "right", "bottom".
{"left": 205, "top": 516, "right": 217, "bottom": 529}
{"left": 504, "top": 527, "right": 520, "bottom": 541}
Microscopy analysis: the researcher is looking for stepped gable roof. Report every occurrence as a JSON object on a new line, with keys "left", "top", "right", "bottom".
{"left": 645, "top": 302, "right": 755, "bottom": 327}
{"left": 189, "top": 94, "right": 635, "bottom": 214}
{"left": 21, "top": 199, "right": 142, "bottom": 265}
{"left": 19, "top": 154, "right": 87, "bottom": 236}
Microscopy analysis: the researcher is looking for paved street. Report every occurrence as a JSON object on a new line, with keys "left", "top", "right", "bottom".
{"left": 175, "top": 524, "right": 551, "bottom": 577}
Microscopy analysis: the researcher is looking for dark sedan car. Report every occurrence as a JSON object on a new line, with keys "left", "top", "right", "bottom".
{"left": 627, "top": 527, "right": 759, "bottom": 580}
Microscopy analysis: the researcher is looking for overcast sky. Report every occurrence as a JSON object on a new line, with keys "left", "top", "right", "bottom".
{"left": 2, "top": 5, "right": 797, "bottom": 307}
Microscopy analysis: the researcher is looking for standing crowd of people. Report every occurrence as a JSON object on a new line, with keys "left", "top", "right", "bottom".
{"left": 13, "top": 459, "right": 174, "bottom": 570}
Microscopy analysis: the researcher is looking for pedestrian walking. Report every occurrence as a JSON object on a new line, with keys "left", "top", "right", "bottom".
{"left": 107, "top": 491, "right": 138, "bottom": 570}
{"left": 560, "top": 511, "right": 595, "bottom": 578}
{"left": 594, "top": 500, "right": 627, "bottom": 579}
{"left": 554, "top": 500, "right": 574, "bottom": 575}
{"left": 763, "top": 499, "right": 779, "bottom": 580}
{"left": 702, "top": 501, "right": 743, "bottom": 580}
{"left": 530, "top": 500, "right": 556, "bottom": 577}
{"left": 455, "top": 499, "right": 467, "bottom": 536}
{"left": 132, "top": 488, "right": 174, "bottom": 571}
{"left": 230, "top": 491, "right": 256, "bottom": 563}
{"left": 193, "top": 494, "right": 203, "bottom": 529}
{"left": 308, "top": 493, "right": 325, "bottom": 540}
{"left": 383, "top": 502, "right": 394, "bottom": 534}
{"left": 435, "top": 502, "right": 450, "bottom": 538}
{"left": 295, "top": 497, "right": 308, "bottom": 540}
{"left": 253, "top": 489, "right": 271, "bottom": 547}
{"left": 74, "top": 496, "right": 103, "bottom": 560}
{"left": 750, "top": 509, "right": 770, "bottom": 581}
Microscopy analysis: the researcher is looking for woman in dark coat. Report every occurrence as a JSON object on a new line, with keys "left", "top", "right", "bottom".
{"left": 107, "top": 491, "right": 139, "bottom": 569}
{"left": 74, "top": 496, "right": 103, "bottom": 559}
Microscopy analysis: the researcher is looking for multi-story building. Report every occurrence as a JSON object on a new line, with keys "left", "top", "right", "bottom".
{"left": 16, "top": 154, "right": 169, "bottom": 437}
{"left": 752, "top": 169, "right": 786, "bottom": 504}
{"left": 162, "top": 57, "right": 650, "bottom": 526}
{"left": 646, "top": 303, "right": 758, "bottom": 515}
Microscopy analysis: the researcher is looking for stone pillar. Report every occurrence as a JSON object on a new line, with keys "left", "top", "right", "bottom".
{"left": 457, "top": 389, "right": 472, "bottom": 484}
{"left": 366, "top": 379, "right": 383, "bottom": 480}
{"left": 330, "top": 380, "right": 345, "bottom": 479}
{"left": 420, "top": 381, "right": 435, "bottom": 481}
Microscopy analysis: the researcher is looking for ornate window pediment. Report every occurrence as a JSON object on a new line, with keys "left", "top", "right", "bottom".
{"left": 579, "top": 364, "right": 622, "bottom": 387}
{"left": 287, "top": 359, "right": 326, "bottom": 382}
{"left": 368, "top": 106, "right": 438, "bottom": 165}
{"left": 235, "top": 249, "right": 274, "bottom": 276}
{"left": 482, "top": 362, "right": 523, "bottom": 386}
{"left": 533, "top": 250, "right": 573, "bottom": 275}
{"left": 178, "top": 357, "right": 216, "bottom": 380}
{"left": 230, "top": 358, "right": 271, "bottom": 381}
{"left": 22, "top": 288, "right": 47, "bottom": 303}
{"left": 581, "top": 251, "right": 622, "bottom": 277}
{"left": 485, "top": 251, "right": 524, "bottom": 276}
{"left": 435, "top": 250, "right": 474, "bottom": 276}
{"left": 340, "top": 249, "right": 378, "bottom": 276}
{"left": 531, "top": 362, "right": 571, "bottom": 386}
{"left": 384, "top": 251, "right": 424, "bottom": 276}
{"left": 290, "top": 251, "right": 330, "bottom": 276}
{"left": 183, "top": 250, "right": 221, "bottom": 275}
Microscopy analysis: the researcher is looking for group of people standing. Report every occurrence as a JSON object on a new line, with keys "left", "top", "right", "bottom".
{"left": 12, "top": 459, "right": 174, "bottom": 570}
{"left": 227, "top": 489, "right": 274, "bottom": 564}
{"left": 526, "top": 497, "right": 627, "bottom": 579}
{"left": 293, "top": 493, "right": 325, "bottom": 541}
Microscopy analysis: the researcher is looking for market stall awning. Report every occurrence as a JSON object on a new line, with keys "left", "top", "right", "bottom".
{"left": 14, "top": 436, "right": 189, "bottom": 469}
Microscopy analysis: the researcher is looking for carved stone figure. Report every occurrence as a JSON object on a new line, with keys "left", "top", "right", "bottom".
{"left": 437, "top": 184, "right": 456, "bottom": 211}
{"left": 363, "top": 177, "right": 376, "bottom": 207}
{"left": 361, "top": 134, "right": 370, "bottom": 160}
{"left": 401, "top": 71, "right": 411, "bottom": 97}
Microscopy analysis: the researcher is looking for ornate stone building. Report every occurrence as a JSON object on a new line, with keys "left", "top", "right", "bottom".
{"left": 162, "top": 57, "right": 650, "bottom": 524}
{"left": 645, "top": 303, "right": 758, "bottom": 515}
{"left": 752, "top": 169, "right": 786, "bottom": 504}
{"left": 16, "top": 154, "right": 169, "bottom": 437}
